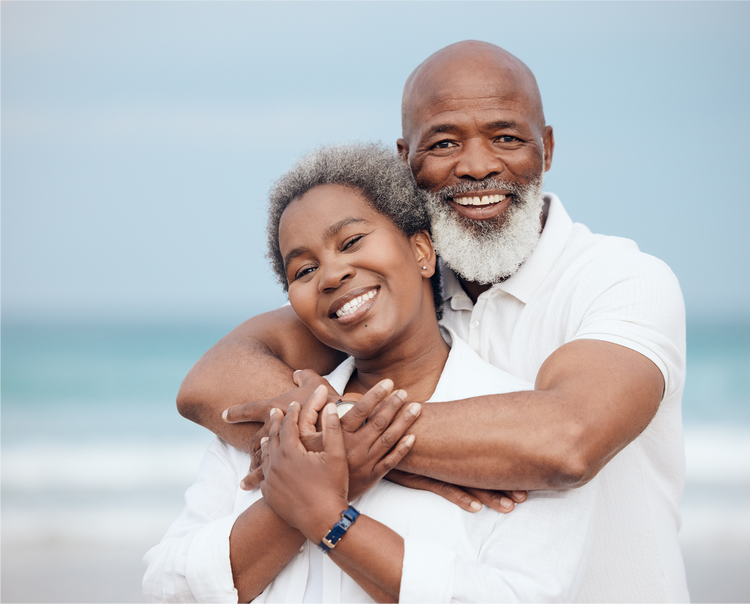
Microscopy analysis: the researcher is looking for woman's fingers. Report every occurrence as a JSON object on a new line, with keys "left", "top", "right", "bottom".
{"left": 365, "top": 397, "right": 420, "bottom": 456}
{"left": 373, "top": 433, "right": 416, "bottom": 477}
{"left": 339, "top": 379, "right": 394, "bottom": 432}
{"left": 321, "top": 402, "right": 347, "bottom": 460}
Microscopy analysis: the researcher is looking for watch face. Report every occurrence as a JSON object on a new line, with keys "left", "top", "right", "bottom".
{"left": 336, "top": 401, "right": 355, "bottom": 418}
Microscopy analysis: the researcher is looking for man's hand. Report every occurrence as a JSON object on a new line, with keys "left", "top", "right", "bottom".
{"left": 386, "top": 470, "right": 527, "bottom": 513}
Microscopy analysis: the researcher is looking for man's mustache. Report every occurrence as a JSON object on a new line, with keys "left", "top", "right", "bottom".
{"left": 432, "top": 178, "right": 528, "bottom": 203}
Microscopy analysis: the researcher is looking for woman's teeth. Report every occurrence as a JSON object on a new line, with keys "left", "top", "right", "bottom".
{"left": 454, "top": 193, "right": 506, "bottom": 206}
{"left": 336, "top": 290, "right": 377, "bottom": 318}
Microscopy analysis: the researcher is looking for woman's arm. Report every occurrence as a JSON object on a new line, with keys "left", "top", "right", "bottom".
{"left": 142, "top": 438, "right": 306, "bottom": 603}
{"left": 260, "top": 398, "right": 418, "bottom": 602}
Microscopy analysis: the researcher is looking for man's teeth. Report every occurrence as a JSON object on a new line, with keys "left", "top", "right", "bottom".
{"left": 336, "top": 290, "right": 377, "bottom": 318}
{"left": 453, "top": 194, "right": 506, "bottom": 206}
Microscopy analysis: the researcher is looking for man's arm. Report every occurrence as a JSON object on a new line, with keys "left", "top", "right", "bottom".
{"left": 176, "top": 305, "right": 346, "bottom": 451}
{"left": 178, "top": 307, "right": 662, "bottom": 491}
{"left": 397, "top": 338, "right": 664, "bottom": 490}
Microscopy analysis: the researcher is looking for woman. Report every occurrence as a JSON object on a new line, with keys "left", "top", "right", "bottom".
{"left": 143, "top": 144, "right": 599, "bottom": 603}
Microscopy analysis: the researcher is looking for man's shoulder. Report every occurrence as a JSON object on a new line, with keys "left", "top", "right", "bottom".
{"left": 556, "top": 222, "right": 679, "bottom": 295}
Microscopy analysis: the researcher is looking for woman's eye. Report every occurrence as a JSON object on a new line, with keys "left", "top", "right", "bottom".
{"left": 294, "top": 265, "right": 317, "bottom": 280}
{"left": 343, "top": 235, "right": 364, "bottom": 251}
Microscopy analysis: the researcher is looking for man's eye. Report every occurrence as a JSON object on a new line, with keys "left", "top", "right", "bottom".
{"left": 343, "top": 235, "right": 364, "bottom": 251}
{"left": 433, "top": 140, "right": 456, "bottom": 149}
{"left": 497, "top": 135, "right": 519, "bottom": 143}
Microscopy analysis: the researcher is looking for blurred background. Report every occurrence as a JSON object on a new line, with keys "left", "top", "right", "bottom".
{"left": 2, "top": 2, "right": 749, "bottom": 602}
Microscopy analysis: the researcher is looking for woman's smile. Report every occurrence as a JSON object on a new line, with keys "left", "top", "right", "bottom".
{"left": 329, "top": 286, "right": 380, "bottom": 322}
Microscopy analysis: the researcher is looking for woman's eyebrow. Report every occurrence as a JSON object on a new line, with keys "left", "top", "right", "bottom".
{"left": 324, "top": 217, "right": 370, "bottom": 240}
{"left": 282, "top": 217, "right": 371, "bottom": 269}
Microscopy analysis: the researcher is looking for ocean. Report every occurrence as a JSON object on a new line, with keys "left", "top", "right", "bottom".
{"left": 2, "top": 319, "right": 750, "bottom": 602}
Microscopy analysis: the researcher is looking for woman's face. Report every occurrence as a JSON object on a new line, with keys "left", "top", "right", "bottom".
{"left": 279, "top": 184, "right": 434, "bottom": 360}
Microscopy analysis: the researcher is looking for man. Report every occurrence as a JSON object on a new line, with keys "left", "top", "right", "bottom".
{"left": 177, "top": 41, "right": 688, "bottom": 600}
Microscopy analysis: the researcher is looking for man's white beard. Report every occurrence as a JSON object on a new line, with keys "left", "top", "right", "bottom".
{"left": 425, "top": 176, "right": 545, "bottom": 285}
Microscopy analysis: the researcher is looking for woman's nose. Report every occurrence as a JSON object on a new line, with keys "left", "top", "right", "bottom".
{"left": 318, "top": 260, "right": 354, "bottom": 292}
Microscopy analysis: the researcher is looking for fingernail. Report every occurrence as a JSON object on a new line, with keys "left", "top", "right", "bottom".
{"left": 394, "top": 389, "right": 407, "bottom": 402}
{"left": 315, "top": 385, "right": 327, "bottom": 395}
{"left": 260, "top": 437, "right": 268, "bottom": 445}
{"left": 288, "top": 400, "right": 298, "bottom": 410}
{"left": 404, "top": 434, "right": 415, "bottom": 447}
{"left": 379, "top": 378, "right": 394, "bottom": 392}
{"left": 239, "top": 480, "right": 248, "bottom": 490}
{"left": 326, "top": 402, "right": 337, "bottom": 415}
{"left": 407, "top": 402, "right": 422, "bottom": 417}
{"left": 500, "top": 497, "right": 512, "bottom": 509}
{"left": 293, "top": 370, "right": 302, "bottom": 375}
{"left": 470, "top": 501, "right": 482, "bottom": 512}
{"left": 270, "top": 408, "right": 278, "bottom": 418}
{"left": 513, "top": 491, "right": 526, "bottom": 500}
{"left": 222, "top": 409, "right": 229, "bottom": 421}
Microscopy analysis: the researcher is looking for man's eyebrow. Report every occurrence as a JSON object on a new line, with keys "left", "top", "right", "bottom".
{"left": 422, "top": 120, "right": 521, "bottom": 140}
{"left": 282, "top": 217, "right": 371, "bottom": 269}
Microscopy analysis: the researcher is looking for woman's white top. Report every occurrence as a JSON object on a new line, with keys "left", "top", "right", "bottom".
{"left": 143, "top": 327, "right": 684, "bottom": 602}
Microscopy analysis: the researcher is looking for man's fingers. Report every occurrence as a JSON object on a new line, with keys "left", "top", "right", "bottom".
{"left": 340, "top": 379, "right": 394, "bottom": 432}
{"left": 465, "top": 488, "right": 522, "bottom": 513}
{"left": 223, "top": 400, "right": 270, "bottom": 424}
{"left": 239, "top": 466, "right": 264, "bottom": 491}
{"left": 385, "top": 470, "right": 482, "bottom": 513}
{"left": 511, "top": 490, "right": 527, "bottom": 503}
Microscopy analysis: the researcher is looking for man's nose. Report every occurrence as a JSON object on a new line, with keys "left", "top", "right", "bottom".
{"left": 454, "top": 140, "right": 504, "bottom": 180}
{"left": 318, "top": 259, "right": 354, "bottom": 292}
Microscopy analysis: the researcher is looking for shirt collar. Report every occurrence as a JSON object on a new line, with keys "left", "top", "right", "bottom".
{"left": 441, "top": 193, "right": 573, "bottom": 307}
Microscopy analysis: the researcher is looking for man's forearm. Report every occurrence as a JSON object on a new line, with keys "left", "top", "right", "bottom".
{"left": 176, "top": 308, "right": 344, "bottom": 452}
{"left": 398, "top": 340, "right": 664, "bottom": 491}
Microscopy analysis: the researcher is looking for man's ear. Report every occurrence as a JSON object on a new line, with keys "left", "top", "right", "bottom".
{"left": 396, "top": 139, "right": 410, "bottom": 164}
{"left": 411, "top": 230, "right": 437, "bottom": 277}
{"left": 543, "top": 126, "right": 555, "bottom": 172}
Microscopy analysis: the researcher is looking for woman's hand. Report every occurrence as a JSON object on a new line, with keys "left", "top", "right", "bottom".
{"left": 260, "top": 394, "right": 350, "bottom": 540}
{"left": 297, "top": 381, "right": 420, "bottom": 500}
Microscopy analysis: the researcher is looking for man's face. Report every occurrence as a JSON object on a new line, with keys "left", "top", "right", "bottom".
{"left": 397, "top": 56, "right": 554, "bottom": 283}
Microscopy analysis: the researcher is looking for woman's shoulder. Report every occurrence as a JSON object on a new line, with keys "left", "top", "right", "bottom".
{"left": 431, "top": 327, "right": 533, "bottom": 402}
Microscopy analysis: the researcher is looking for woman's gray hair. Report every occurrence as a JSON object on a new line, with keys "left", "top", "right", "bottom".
{"left": 266, "top": 142, "right": 443, "bottom": 318}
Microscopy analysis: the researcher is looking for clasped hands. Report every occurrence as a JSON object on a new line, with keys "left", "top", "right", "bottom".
{"left": 223, "top": 369, "right": 526, "bottom": 513}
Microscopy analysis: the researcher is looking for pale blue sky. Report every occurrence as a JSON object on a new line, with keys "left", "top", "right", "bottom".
{"left": 3, "top": 1, "right": 749, "bottom": 323}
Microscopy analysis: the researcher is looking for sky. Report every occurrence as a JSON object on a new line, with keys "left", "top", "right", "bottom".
{"left": 3, "top": 1, "right": 749, "bottom": 325}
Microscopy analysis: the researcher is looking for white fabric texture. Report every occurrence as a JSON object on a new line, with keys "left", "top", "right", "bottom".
{"left": 440, "top": 193, "right": 688, "bottom": 602}
{"left": 144, "top": 329, "right": 605, "bottom": 603}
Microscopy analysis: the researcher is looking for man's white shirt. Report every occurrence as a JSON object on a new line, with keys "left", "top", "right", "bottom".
{"left": 440, "top": 193, "right": 688, "bottom": 601}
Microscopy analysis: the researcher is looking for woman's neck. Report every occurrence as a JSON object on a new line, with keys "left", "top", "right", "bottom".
{"left": 346, "top": 318, "right": 450, "bottom": 403}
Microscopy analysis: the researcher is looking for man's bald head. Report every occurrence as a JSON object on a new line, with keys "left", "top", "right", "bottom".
{"left": 401, "top": 41, "right": 546, "bottom": 142}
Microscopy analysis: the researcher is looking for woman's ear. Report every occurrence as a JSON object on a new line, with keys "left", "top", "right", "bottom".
{"left": 410, "top": 231, "right": 437, "bottom": 278}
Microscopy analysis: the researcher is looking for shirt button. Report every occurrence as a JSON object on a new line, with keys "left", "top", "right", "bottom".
{"left": 470, "top": 320, "right": 480, "bottom": 329}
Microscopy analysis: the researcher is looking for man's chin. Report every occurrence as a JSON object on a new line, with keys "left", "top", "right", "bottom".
{"left": 427, "top": 191, "right": 545, "bottom": 285}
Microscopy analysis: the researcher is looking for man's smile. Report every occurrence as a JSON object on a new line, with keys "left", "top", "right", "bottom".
{"left": 448, "top": 192, "right": 512, "bottom": 221}
{"left": 452, "top": 193, "right": 506, "bottom": 207}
